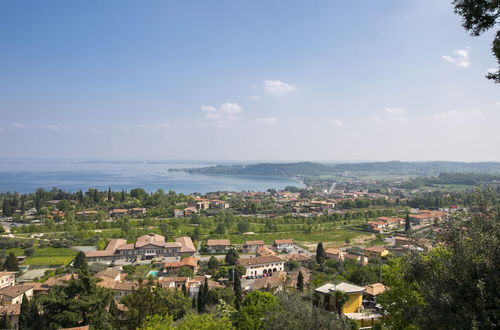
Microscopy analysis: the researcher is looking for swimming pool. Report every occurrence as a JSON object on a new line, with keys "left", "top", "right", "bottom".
{"left": 147, "top": 270, "right": 159, "bottom": 278}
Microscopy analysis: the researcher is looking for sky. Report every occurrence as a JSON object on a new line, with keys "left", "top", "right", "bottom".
{"left": 0, "top": 0, "right": 499, "bottom": 162}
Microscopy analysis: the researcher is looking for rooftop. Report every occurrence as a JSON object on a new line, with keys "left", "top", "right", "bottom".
{"left": 315, "top": 282, "right": 365, "bottom": 294}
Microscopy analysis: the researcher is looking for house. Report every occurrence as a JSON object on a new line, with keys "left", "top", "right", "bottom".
{"left": 242, "top": 240, "right": 264, "bottom": 253}
{"left": 0, "top": 284, "right": 34, "bottom": 305}
{"left": 237, "top": 255, "right": 285, "bottom": 277}
{"left": 280, "top": 254, "right": 311, "bottom": 266}
{"left": 314, "top": 282, "right": 365, "bottom": 314}
{"left": 195, "top": 199, "right": 210, "bottom": 211}
{"left": 325, "top": 248, "right": 345, "bottom": 261}
{"left": 210, "top": 200, "right": 230, "bottom": 210}
{"left": 183, "top": 207, "right": 197, "bottom": 217}
{"left": 163, "top": 256, "right": 199, "bottom": 273}
{"left": 109, "top": 209, "right": 129, "bottom": 218}
{"left": 363, "top": 246, "right": 389, "bottom": 258}
{"left": 85, "top": 234, "right": 196, "bottom": 262}
{"left": 173, "top": 209, "right": 184, "bottom": 218}
{"left": 249, "top": 271, "right": 286, "bottom": 293}
{"left": 206, "top": 239, "right": 231, "bottom": 254}
{"left": 344, "top": 253, "right": 369, "bottom": 265}
{"left": 363, "top": 283, "right": 387, "bottom": 308}
{"left": 256, "top": 246, "right": 277, "bottom": 257}
{"left": 273, "top": 239, "right": 294, "bottom": 251}
{"left": 367, "top": 221, "right": 387, "bottom": 233}
{"left": 130, "top": 208, "right": 146, "bottom": 216}
{"left": 0, "top": 272, "right": 15, "bottom": 289}
{"left": 0, "top": 304, "right": 20, "bottom": 329}
{"left": 44, "top": 274, "right": 78, "bottom": 288}
{"left": 95, "top": 267, "right": 122, "bottom": 282}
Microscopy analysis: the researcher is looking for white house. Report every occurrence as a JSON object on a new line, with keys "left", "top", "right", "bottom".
{"left": 237, "top": 255, "right": 285, "bottom": 277}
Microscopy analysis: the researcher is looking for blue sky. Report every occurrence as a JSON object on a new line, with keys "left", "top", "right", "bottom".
{"left": 0, "top": 1, "right": 499, "bottom": 161}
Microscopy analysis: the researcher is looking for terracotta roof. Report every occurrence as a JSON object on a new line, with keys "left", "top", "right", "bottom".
{"left": 289, "top": 267, "right": 310, "bottom": 287}
{"left": 252, "top": 271, "right": 286, "bottom": 290}
{"left": 0, "top": 304, "right": 20, "bottom": 316}
{"left": 0, "top": 284, "right": 34, "bottom": 298}
{"left": 24, "top": 282, "right": 48, "bottom": 292}
{"left": 274, "top": 239, "right": 294, "bottom": 244}
{"left": 256, "top": 246, "right": 276, "bottom": 256}
{"left": 95, "top": 268, "right": 122, "bottom": 280}
{"left": 175, "top": 236, "right": 196, "bottom": 252}
{"left": 364, "top": 283, "right": 387, "bottom": 296}
{"left": 0, "top": 272, "right": 15, "bottom": 278}
{"left": 325, "top": 248, "right": 342, "bottom": 255}
{"left": 112, "top": 281, "right": 138, "bottom": 291}
{"left": 237, "top": 255, "right": 284, "bottom": 267}
{"left": 85, "top": 250, "right": 115, "bottom": 257}
{"left": 207, "top": 239, "right": 231, "bottom": 246}
{"left": 363, "top": 246, "right": 387, "bottom": 253}
{"left": 105, "top": 239, "right": 128, "bottom": 252}
{"left": 164, "top": 256, "right": 199, "bottom": 269}
{"left": 116, "top": 243, "right": 135, "bottom": 251}
{"left": 136, "top": 233, "right": 166, "bottom": 248}
{"left": 60, "top": 326, "right": 90, "bottom": 330}
{"left": 280, "top": 254, "right": 311, "bottom": 262}
{"left": 44, "top": 274, "right": 78, "bottom": 287}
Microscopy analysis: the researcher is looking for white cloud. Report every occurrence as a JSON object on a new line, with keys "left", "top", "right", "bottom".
{"left": 47, "top": 125, "right": 61, "bottom": 131}
{"left": 264, "top": 80, "right": 298, "bottom": 96}
{"left": 254, "top": 117, "right": 278, "bottom": 125}
{"left": 201, "top": 102, "right": 244, "bottom": 127}
{"left": 384, "top": 107, "right": 406, "bottom": 115}
{"left": 426, "top": 110, "right": 482, "bottom": 120}
{"left": 373, "top": 107, "right": 408, "bottom": 123}
{"left": 248, "top": 95, "right": 260, "bottom": 101}
{"left": 12, "top": 123, "right": 24, "bottom": 129}
{"left": 328, "top": 118, "right": 343, "bottom": 127}
{"left": 442, "top": 49, "right": 470, "bottom": 68}
{"left": 487, "top": 68, "right": 498, "bottom": 74}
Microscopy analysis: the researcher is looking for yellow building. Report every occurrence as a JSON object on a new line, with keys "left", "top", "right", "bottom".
{"left": 363, "top": 246, "right": 389, "bottom": 258}
{"left": 314, "top": 282, "right": 365, "bottom": 314}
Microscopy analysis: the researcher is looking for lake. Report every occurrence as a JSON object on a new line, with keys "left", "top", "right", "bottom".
{"left": 0, "top": 160, "right": 304, "bottom": 194}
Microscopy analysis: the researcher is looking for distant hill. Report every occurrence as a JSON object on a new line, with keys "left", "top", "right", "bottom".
{"left": 175, "top": 161, "right": 500, "bottom": 178}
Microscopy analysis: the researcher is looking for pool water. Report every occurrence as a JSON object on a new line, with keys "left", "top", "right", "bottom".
{"left": 147, "top": 270, "right": 159, "bottom": 278}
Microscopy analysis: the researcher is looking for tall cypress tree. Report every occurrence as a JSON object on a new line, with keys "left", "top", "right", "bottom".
{"left": 108, "top": 188, "right": 112, "bottom": 201}
{"left": 181, "top": 283, "right": 188, "bottom": 297}
{"left": 3, "top": 252, "right": 18, "bottom": 271}
{"left": 405, "top": 211, "right": 411, "bottom": 232}
{"left": 316, "top": 242, "right": 325, "bottom": 264}
{"left": 121, "top": 190, "right": 126, "bottom": 202}
{"left": 297, "top": 271, "right": 304, "bottom": 292}
{"left": 233, "top": 268, "right": 242, "bottom": 310}
{"left": 73, "top": 251, "right": 88, "bottom": 271}
{"left": 197, "top": 281, "right": 206, "bottom": 313}
{"left": 19, "top": 293, "right": 39, "bottom": 329}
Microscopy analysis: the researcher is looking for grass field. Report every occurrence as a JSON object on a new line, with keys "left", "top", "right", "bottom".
{"left": 419, "top": 184, "right": 472, "bottom": 192}
{"left": 7, "top": 247, "right": 78, "bottom": 267}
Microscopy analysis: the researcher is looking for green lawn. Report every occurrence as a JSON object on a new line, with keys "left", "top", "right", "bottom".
{"left": 7, "top": 247, "right": 78, "bottom": 267}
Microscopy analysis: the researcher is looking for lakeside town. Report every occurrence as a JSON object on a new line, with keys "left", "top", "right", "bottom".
{"left": 0, "top": 168, "right": 497, "bottom": 329}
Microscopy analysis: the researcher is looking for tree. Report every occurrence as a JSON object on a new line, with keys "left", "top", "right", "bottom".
{"left": 237, "top": 291, "right": 278, "bottom": 330}
{"left": 206, "top": 287, "right": 235, "bottom": 306}
{"left": 330, "top": 290, "right": 349, "bottom": 316}
{"left": 20, "top": 293, "right": 41, "bottom": 330}
{"left": 379, "top": 191, "right": 500, "bottom": 329}
{"left": 121, "top": 190, "right": 126, "bottom": 202}
{"left": 177, "top": 313, "right": 235, "bottom": 330}
{"left": 296, "top": 271, "right": 304, "bottom": 292}
{"left": 3, "top": 252, "right": 18, "bottom": 271}
{"left": 237, "top": 220, "right": 251, "bottom": 233}
{"left": 107, "top": 187, "right": 112, "bottom": 201}
{"left": 316, "top": 242, "right": 326, "bottom": 264}
{"left": 178, "top": 266, "right": 194, "bottom": 278}
{"left": 405, "top": 211, "right": 411, "bottom": 232}
{"left": 225, "top": 248, "right": 239, "bottom": 266}
{"left": 73, "top": 251, "right": 88, "bottom": 271}
{"left": 197, "top": 277, "right": 208, "bottom": 313}
{"left": 38, "top": 271, "right": 115, "bottom": 329}
{"left": 159, "top": 222, "right": 170, "bottom": 237}
{"left": 2, "top": 199, "right": 12, "bottom": 217}
{"left": 181, "top": 283, "right": 188, "bottom": 297}
{"left": 207, "top": 256, "right": 219, "bottom": 270}
{"left": 452, "top": 0, "right": 500, "bottom": 82}
{"left": 263, "top": 292, "right": 350, "bottom": 330}
{"left": 214, "top": 223, "right": 226, "bottom": 236}
{"left": 119, "top": 280, "right": 191, "bottom": 329}
{"left": 233, "top": 268, "right": 242, "bottom": 310}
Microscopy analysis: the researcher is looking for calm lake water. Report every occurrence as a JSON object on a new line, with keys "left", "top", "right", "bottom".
{"left": 0, "top": 160, "right": 303, "bottom": 194}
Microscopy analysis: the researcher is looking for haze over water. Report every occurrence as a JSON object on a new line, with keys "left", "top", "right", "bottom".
{"left": 0, "top": 160, "right": 303, "bottom": 194}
